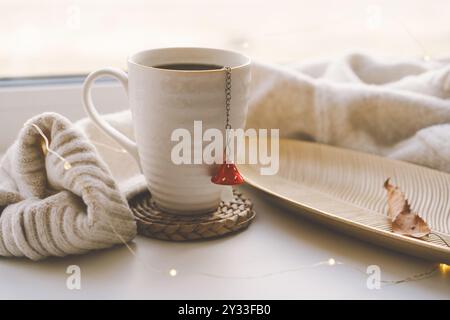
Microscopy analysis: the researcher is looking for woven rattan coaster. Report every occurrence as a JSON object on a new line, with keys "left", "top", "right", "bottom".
{"left": 129, "top": 189, "right": 256, "bottom": 241}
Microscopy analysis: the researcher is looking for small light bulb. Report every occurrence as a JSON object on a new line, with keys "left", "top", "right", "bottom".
{"left": 328, "top": 258, "right": 336, "bottom": 266}
{"left": 169, "top": 268, "right": 177, "bottom": 277}
{"left": 439, "top": 263, "right": 449, "bottom": 274}
{"left": 63, "top": 161, "right": 72, "bottom": 170}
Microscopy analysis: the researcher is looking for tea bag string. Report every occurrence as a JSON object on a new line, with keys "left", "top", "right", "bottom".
{"left": 224, "top": 66, "right": 232, "bottom": 164}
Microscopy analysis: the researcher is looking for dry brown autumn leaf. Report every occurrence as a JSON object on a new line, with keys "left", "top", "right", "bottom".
{"left": 384, "top": 178, "right": 431, "bottom": 238}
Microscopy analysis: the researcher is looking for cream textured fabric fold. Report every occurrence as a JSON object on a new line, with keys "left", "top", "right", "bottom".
{"left": 0, "top": 113, "right": 137, "bottom": 260}
{"left": 247, "top": 53, "right": 450, "bottom": 173}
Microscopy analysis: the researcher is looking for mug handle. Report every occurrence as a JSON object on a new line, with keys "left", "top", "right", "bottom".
{"left": 82, "top": 67, "right": 141, "bottom": 168}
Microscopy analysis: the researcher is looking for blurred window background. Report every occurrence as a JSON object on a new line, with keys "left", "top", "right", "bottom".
{"left": 1, "top": 0, "right": 449, "bottom": 78}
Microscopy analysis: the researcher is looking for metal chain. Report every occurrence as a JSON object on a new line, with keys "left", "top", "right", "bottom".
{"left": 224, "top": 67, "right": 232, "bottom": 163}
{"left": 224, "top": 66, "right": 232, "bottom": 130}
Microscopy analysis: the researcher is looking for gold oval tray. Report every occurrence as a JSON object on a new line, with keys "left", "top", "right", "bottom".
{"left": 239, "top": 139, "right": 450, "bottom": 263}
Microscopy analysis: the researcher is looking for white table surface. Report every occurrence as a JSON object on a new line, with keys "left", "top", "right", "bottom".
{"left": 0, "top": 184, "right": 448, "bottom": 300}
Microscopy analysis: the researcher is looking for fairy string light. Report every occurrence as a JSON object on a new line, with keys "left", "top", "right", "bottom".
{"left": 90, "top": 140, "right": 127, "bottom": 153}
{"left": 25, "top": 123, "right": 447, "bottom": 285}
{"left": 29, "top": 123, "right": 128, "bottom": 169}
{"left": 381, "top": 265, "right": 439, "bottom": 286}
{"left": 101, "top": 223, "right": 447, "bottom": 285}
{"left": 29, "top": 123, "right": 72, "bottom": 170}
{"left": 103, "top": 202, "right": 447, "bottom": 284}
{"left": 80, "top": 137, "right": 448, "bottom": 284}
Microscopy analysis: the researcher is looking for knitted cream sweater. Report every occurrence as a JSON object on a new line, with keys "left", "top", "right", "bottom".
{"left": 0, "top": 113, "right": 137, "bottom": 260}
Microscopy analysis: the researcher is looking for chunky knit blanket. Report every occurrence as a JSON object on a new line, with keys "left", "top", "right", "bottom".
{"left": 0, "top": 113, "right": 136, "bottom": 260}
{"left": 247, "top": 53, "right": 450, "bottom": 173}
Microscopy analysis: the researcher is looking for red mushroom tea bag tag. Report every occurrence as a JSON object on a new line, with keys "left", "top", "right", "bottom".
{"left": 211, "top": 66, "right": 245, "bottom": 200}
{"left": 211, "top": 163, "right": 244, "bottom": 185}
{"left": 211, "top": 162, "right": 244, "bottom": 203}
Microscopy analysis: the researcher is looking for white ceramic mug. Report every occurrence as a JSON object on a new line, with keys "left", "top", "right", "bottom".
{"left": 82, "top": 47, "right": 251, "bottom": 214}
